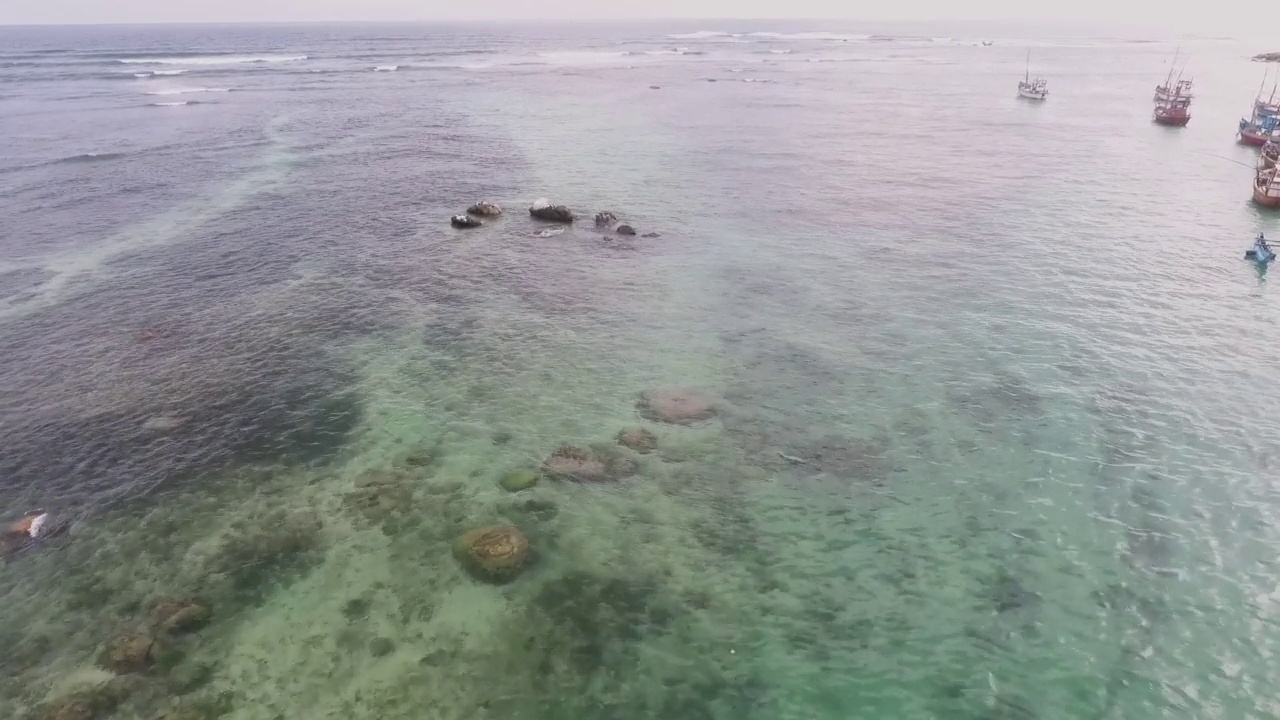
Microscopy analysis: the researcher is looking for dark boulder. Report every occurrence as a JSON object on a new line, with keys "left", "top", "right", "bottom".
{"left": 467, "top": 201, "right": 503, "bottom": 217}
{"left": 451, "top": 215, "right": 481, "bottom": 228}
{"left": 641, "top": 232, "right": 661, "bottom": 238}
{"left": 616, "top": 225, "right": 637, "bottom": 236}
{"left": 529, "top": 199, "right": 574, "bottom": 223}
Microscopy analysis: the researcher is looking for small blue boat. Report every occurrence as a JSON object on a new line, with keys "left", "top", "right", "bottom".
{"left": 1245, "top": 233, "right": 1275, "bottom": 264}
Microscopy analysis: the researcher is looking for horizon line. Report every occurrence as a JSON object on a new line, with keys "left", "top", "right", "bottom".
{"left": 0, "top": 17, "right": 1198, "bottom": 30}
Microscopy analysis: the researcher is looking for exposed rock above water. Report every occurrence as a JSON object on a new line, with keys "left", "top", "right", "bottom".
{"left": 616, "top": 224, "right": 637, "bottom": 236}
{"left": 1254, "top": 52, "right": 1280, "bottom": 62}
{"left": 450, "top": 214, "right": 482, "bottom": 228}
{"left": 594, "top": 211, "right": 618, "bottom": 227}
{"left": 529, "top": 198, "right": 574, "bottom": 223}
{"left": 466, "top": 201, "right": 503, "bottom": 216}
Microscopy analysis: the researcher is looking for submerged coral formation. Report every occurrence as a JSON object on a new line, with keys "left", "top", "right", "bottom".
{"left": 453, "top": 525, "right": 531, "bottom": 583}
{"left": 99, "top": 633, "right": 154, "bottom": 674}
{"left": 542, "top": 445, "right": 638, "bottom": 483}
{"left": 342, "top": 468, "right": 416, "bottom": 524}
{"left": 637, "top": 387, "right": 718, "bottom": 425}
{"left": 617, "top": 427, "right": 658, "bottom": 453}
{"left": 153, "top": 597, "right": 212, "bottom": 636}
{"left": 498, "top": 469, "right": 539, "bottom": 492}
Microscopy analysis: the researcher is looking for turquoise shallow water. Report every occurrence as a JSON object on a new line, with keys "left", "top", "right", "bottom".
{"left": 2, "top": 20, "right": 1280, "bottom": 720}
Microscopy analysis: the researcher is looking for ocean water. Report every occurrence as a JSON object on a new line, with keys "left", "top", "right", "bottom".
{"left": 2, "top": 19, "right": 1280, "bottom": 720}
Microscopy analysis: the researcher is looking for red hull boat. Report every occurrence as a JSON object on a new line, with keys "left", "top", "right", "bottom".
{"left": 1240, "top": 127, "right": 1272, "bottom": 146}
{"left": 1154, "top": 107, "right": 1191, "bottom": 126}
{"left": 1153, "top": 77, "right": 1192, "bottom": 128}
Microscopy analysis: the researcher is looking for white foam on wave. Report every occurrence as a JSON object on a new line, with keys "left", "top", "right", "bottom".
{"left": 150, "top": 100, "right": 194, "bottom": 106}
{"left": 669, "top": 31, "right": 737, "bottom": 39}
{"left": 145, "top": 87, "right": 230, "bottom": 95}
{"left": 119, "top": 54, "right": 307, "bottom": 66}
{"left": 749, "top": 31, "right": 870, "bottom": 41}
{"left": 535, "top": 51, "right": 628, "bottom": 65}
{"left": 769, "top": 49, "right": 793, "bottom": 54}
{"left": 373, "top": 65, "right": 398, "bottom": 71}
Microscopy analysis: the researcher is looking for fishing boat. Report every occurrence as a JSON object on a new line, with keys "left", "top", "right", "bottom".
{"left": 1154, "top": 48, "right": 1186, "bottom": 102}
{"left": 1254, "top": 166, "right": 1280, "bottom": 208}
{"left": 1245, "top": 233, "right": 1275, "bottom": 263}
{"left": 1017, "top": 50, "right": 1047, "bottom": 100}
{"left": 1153, "top": 79, "right": 1193, "bottom": 126}
{"left": 1239, "top": 70, "right": 1280, "bottom": 146}
{"left": 1262, "top": 141, "right": 1280, "bottom": 170}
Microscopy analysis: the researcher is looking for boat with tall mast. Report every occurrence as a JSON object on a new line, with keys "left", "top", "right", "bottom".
{"left": 1153, "top": 78, "right": 1193, "bottom": 126}
{"left": 1154, "top": 48, "right": 1184, "bottom": 102}
{"left": 1238, "top": 70, "right": 1280, "bottom": 146}
{"left": 1017, "top": 50, "right": 1047, "bottom": 101}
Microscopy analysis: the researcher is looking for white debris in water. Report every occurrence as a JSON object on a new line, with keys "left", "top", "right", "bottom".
{"left": 27, "top": 512, "right": 48, "bottom": 538}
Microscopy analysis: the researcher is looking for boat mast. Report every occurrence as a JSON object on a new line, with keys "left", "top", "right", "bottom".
{"left": 1024, "top": 49, "right": 1030, "bottom": 83}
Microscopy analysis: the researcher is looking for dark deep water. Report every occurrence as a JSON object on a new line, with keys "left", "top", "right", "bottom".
{"left": 2, "top": 20, "right": 1280, "bottom": 720}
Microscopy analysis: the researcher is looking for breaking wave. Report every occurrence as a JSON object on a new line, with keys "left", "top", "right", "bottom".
{"left": 145, "top": 87, "right": 231, "bottom": 95}
{"left": 118, "top": 54, "right": 308, "bottom": 66}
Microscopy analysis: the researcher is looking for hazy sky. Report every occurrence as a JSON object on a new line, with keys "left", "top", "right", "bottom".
{"left": 0, "top": 0, "right": 1265, "bottom": 34}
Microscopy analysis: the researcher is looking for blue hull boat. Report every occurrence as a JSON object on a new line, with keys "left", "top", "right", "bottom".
{"left": 1245, "top": 233, "right": 1275, "bottom": 264}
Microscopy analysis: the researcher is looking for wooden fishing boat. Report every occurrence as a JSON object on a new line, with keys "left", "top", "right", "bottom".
{"left": 1254, "top": 167, "right": 1280, "bottom": 208}
{"left": 1239, "top": 70, "right": 1280, "bottom": 146}
{"left": 1154, "top": 48, "right": 1186, "bottom": 102}
{"left": 1153, "top": 79, "right": 1193, "bottom": 127}
{"left": 1017, "top": 50, "right": 1047, "bottom": 100}
{"left": 1239, "top": 101, "right": 1280, "bottom": 146}
{"left": 1262, "top": 142, "right": 1280, "bottom": 170}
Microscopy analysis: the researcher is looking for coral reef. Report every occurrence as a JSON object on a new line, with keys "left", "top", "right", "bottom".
{"left": 542, "top": 445, "right": 637, "bottom": 483}
{"left": 637, "top": 388, "right": 718, "bottom": 425}
{"left": 617, "top": 427, "right": 658, "bottom": 453}
{"left": 498, "top": 470, "right": 539, "bottom": 492}
{"left": 453, "top": 526, "right": 531, "bottom": 584}
{"left": 342, "top": 468, "right": 415, "bottom": 524}
{"left": 99, "top": 633, "right": 154, "bottom": 674}
{"left": 153, "top": 597, "right": 212, "bottom": 635}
